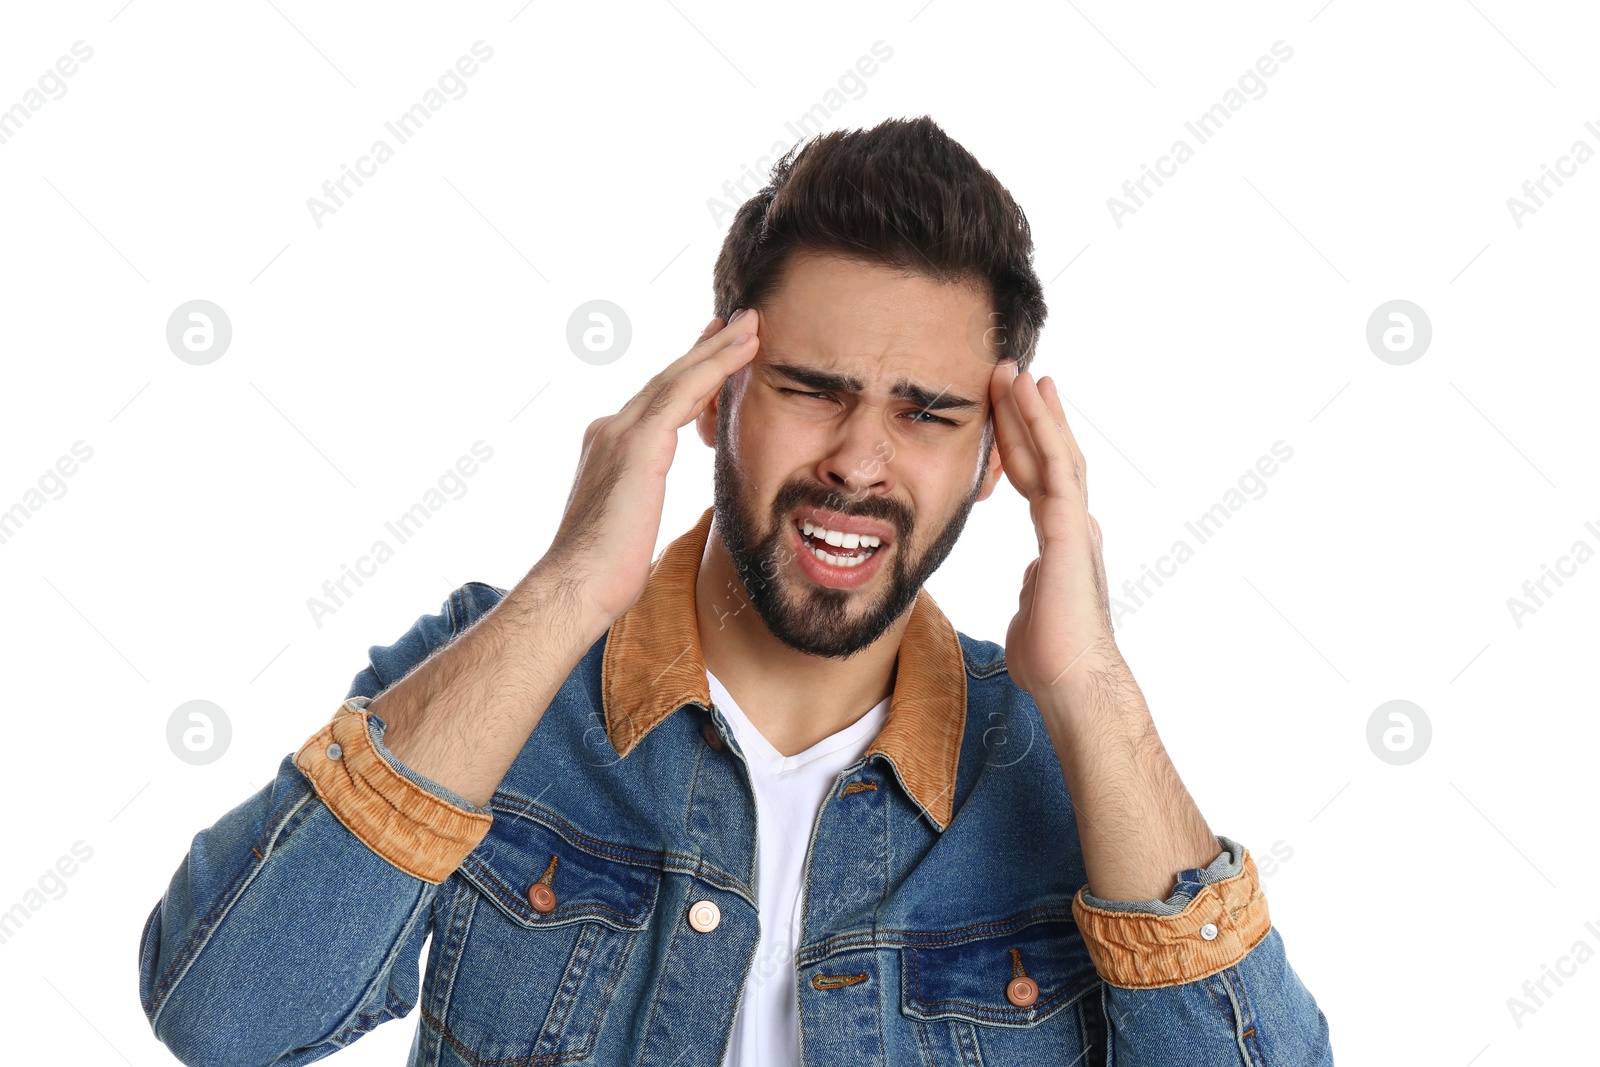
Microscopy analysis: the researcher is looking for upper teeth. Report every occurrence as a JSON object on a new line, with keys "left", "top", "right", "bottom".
{"left": 801, "top": 520, "right": 881, "bottom": 549}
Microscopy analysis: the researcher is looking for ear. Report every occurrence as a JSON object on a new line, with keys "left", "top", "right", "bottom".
{"left": 694, "top": 316, "right": 729, "bottom": 449}
{"left": 695, "top": 378, "right": 723, "bottom": 449}
{"left": 975, "top": 426, "right": 1004, "bottom": 502}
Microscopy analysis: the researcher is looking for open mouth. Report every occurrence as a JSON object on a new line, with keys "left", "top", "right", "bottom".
{"left": 794, "top": 517, "right": 887, "bottom": 570}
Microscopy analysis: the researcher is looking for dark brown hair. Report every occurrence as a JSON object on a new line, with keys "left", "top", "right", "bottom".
{"left": 711, "top": 115, "right": 1047, "bottom": 373}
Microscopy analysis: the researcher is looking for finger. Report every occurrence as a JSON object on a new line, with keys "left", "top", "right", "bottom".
{"left": 1036, "top": 375, "right": 1088, "bottom": 489}
{"left": 1024, "top": 377, "right": 1088, "bottom": 508}
{"left": 679, "top": 308, "right": 759, "bottom": 377}
{"left": 1012, "top": 371, "right": 1079, "bottom": 502}
{"left": 989, "top": 361, "right": 1041, "bottom": 492}
{"left": 1036, "top": 377, "right": 1088, "bottom": 508}
{"left": 620, "top": 310, "right": 760, "bottom": 428}
{"left": 641, "top": 326, "right": 761, "bottom": 430}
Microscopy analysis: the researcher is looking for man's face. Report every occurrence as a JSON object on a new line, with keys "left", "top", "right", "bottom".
{"left": 701, "top": 251, "right": 1006, "bottom": 659}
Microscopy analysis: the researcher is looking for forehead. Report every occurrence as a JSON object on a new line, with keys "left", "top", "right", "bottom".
{"left": 755, "top": 251, "right": 997, "bottom": 399}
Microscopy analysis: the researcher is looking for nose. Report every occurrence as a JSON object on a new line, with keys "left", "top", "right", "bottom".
{"left": 814, "top": 409, "right": 895, "bottom": 504}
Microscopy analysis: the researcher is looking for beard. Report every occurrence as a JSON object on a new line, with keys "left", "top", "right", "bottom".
{"left": 712, "top": 391, "right": 991, "bottom": 659}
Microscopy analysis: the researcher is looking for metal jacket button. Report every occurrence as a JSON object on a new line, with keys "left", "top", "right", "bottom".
{"left": 527, "top": 883, "right": 557, "bottom": 914}
{"left": 701, "top": 721, "right": 724, "bottom": 751}
{"left": 688, "top": 899, "right": 721, "bottom": 932}
{"left": 1006, "top": 976, "right": 1039, "bottom": 1007}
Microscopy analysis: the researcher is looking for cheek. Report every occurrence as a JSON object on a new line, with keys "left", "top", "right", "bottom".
{"left": 738, "top": 403, "right": 821, "bottom": 478}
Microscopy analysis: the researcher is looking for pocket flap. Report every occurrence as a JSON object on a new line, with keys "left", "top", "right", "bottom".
{"left": 457, "top": 809, "right": 659, "bottom": 932}
{"left": 901, "top": 917, "right": 1099, "bottom": 1026}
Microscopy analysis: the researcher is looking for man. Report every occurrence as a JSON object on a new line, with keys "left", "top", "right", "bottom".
{"left": 140, "top": 116, "right": 1332, "bottom": 1066}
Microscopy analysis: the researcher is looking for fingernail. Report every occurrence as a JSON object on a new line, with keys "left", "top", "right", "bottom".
{"left": 731, "top": 307, "right": 752, "bottom": 322}
{"left": 703, "top": 317, "right": 720, "bottom": 334}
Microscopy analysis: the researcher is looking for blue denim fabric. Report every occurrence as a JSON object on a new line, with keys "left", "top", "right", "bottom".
{"left": 139, "top": 580, "right": 1334, "bottom": 1066}
{"left": 362, "top": 708, "right": 486, "bottom": 815}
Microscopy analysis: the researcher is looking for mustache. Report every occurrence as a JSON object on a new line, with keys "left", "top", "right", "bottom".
{"left": 779, "top": 489, "right": 910, "bottom": 535}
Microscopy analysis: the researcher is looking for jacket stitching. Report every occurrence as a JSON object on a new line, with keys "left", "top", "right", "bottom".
{"left": 486, "top": 796, "right": 751, "bottom": 899}
{"left": 532, "top": 924, "right": 598, "bottom": 1056}
{"left": 431, "top": 886, "right": 478, "bottom": 1039}
{"left": 956, "top": 1019, "right": 983, "bottom": 1066}
{"left": 637, "top": 902, "right": 688, "bottom": 1066}
{"left": 873, "top": 958, "right": 889, "bottom": 1063}
{"left": 905, "top": 937, "right": 1094, "bottom": 1020}
{"left": 1225, "top": 966, "right": 1265, "bottom": 1066}
{"left": 460, "top": 854, "right": 653, "bottom": 926}
{"left": 583, "top": 923, "right": 639, "bottom": 1050}
{"left": 150, "top": 782, "right": 314, "bottom": 1014}
{"left": 683, "top": 737, "right": 708, "bottom": 836}
{"left": 798, "top": 906, "right": 1079, "bottom": 962}
{"left": 1203, "top": 972, "right": 1234, "bottom": 1025}
{"left": 332, "top": 984, "right": 414, "bottom": 1044}
{"left": 419, "top": 1002, "right": 591, "bottom": 1066}
{"left": 913, "top": 1017, "right": 937, "bottom": 1067}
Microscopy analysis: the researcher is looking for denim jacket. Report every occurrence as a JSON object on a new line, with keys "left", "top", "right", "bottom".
{"left": 139, "top": 506, "right": 1333, "bottom": 1065}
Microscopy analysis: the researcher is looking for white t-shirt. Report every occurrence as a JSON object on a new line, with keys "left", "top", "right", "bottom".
{"left": 707, "top": 668, "right": 891, "bottom": 1067}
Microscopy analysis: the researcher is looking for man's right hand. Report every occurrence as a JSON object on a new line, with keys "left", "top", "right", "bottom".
{"left": 365, "top": 308, "right": 759, "bottom": 806}
{"left": 539, "top": 308, "right": 760, "bottom": 636}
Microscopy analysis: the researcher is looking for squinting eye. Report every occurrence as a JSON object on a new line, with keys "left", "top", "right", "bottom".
{"left": 780, "top": 388, "right": 954, "bottom": 426}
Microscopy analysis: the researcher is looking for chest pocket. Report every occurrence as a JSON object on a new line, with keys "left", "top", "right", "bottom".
{"left": 425, "top": 810, "right": 659, "bottom": 1064}
{"left": 899, "top": 915, "right": 1103, "bottom": 1065}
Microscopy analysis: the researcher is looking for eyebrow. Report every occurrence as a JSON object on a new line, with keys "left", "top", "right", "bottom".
{"left": 765, "top": 362, "right": 985, "bottom": 415}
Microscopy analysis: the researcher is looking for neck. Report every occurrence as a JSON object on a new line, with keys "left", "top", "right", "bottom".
{"left": 695, "top": 515, "right": 908, "bottom": 757}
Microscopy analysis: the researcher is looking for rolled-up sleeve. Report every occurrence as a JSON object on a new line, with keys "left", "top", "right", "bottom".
{"left": 293, "top": 696, "right": 492, "bottom": 885}
{"left": 1071, "top": 837, "right": 1334, "bottom": 1065}
{"left": 140, "top": 584, "right": 507, "bottom": 1065}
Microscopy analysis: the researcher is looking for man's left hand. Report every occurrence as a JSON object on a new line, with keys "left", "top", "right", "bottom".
{"left": 988, "top": 360, "right": 1121, "bottom": 700}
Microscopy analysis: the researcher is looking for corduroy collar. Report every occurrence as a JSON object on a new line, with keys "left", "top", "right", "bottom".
{"left": 600, "top": 506, "right": 968, "bottom": 830}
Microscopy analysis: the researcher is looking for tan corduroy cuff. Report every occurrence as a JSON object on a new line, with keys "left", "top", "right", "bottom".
{"left": 1071, "top": 850, "right": 1272, "bottom": 989}
{"left": 293, "top": 698, "right": 492, "bottom": 884}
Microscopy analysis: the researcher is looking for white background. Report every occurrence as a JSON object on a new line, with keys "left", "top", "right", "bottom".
{"left": 1, "top": 1, "right": 1596, "bottom": 1064}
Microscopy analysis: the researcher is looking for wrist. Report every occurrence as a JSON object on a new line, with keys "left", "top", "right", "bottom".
{"left": 515, "top": 561, "right": 615, "bottom": 650}
{"left": 1034, "top": 651, "right": 1144, "bottom": 724}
